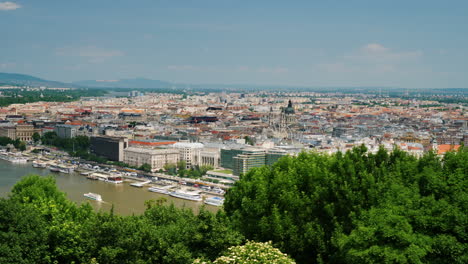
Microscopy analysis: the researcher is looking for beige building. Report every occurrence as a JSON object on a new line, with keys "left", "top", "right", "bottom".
{"left": 200, "top": 148, "right": 220, "bottom": 168}
{"left": 124, "top": 147, "right": 179, "bottom": 172}
{"left": 0, "top": 124, "right": 39, "bottom": 141}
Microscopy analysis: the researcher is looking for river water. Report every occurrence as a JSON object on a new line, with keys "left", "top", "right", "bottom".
{"left": 0, "top": 159, "right": 218, "bottom": 215}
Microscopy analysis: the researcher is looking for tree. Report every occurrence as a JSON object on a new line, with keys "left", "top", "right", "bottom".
{"left": 177, "top": 160, "right": 187, "bottom": 177}
{"left": 139, "top": 163, "right": 152, "bottom": 173}
{"left": 224, "top": 147, "right": 468, "bottom": 264}
{"left": 32, "top": 132, "right": 41, "bottom": 143}
{"left": 244, "top": 136, "right": 255, "bottom": 146}
{"left": 164, "top": 163, "right": 177, "bottom": 175}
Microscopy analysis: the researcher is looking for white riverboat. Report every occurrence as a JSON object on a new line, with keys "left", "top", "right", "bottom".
{"left": 148, "top": 185, "right": 173, "bottom": 194}
{"left": 169, "top": 190, "right": 202, "bottom": 202}
{"left": 48, "top": 165, "right": 61, "bottom": 172}
{"left": 9, "top": 156, "right": 28, "bottom": 163}
{"left": 130, "top": 180, "right": 151, "bottom": 188}
{"left": 204, "top": 196, "right": 225, "bottom": 207}
{"left": 32, "top": 160, "right": 47, "bottom": 168}
{"left": 83, "top": 192, "right": 102, "bottom": 201}
{"left": 59, "top": 166, "right": 74, "bottom": 174}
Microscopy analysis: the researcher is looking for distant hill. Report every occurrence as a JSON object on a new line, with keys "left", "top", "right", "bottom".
{"left": 74, "top": 78, "right": 172, "bottom": 89}
{"left": 0, "top": 72, "right": 79, "bottom": 88}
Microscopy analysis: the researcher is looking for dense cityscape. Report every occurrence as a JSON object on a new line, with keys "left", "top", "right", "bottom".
{"left": 1, "top": 1, "right": 467, "bottom": 263}
{"left": 1, "top": 88, "right": 466, "bottom": 177}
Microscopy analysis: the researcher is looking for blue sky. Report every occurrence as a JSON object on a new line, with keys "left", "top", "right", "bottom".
{"left": 1, "top": 0, "right": 467, "bottom": 88}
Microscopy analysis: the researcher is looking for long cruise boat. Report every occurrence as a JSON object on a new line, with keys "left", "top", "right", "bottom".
{"left": 148, "top": 185, "right": 173, "bottom": 194}
{"left": 204, "top": 196, "right": 225, "bottom": 207}
{"left": 169, "top": 190, "right": 202, "bottom": 202}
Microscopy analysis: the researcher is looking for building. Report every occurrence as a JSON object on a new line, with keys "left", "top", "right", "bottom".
{"left": 268, "top": 100, "right": 297, "bottom": 138}
{"left": 54, "top": 124, "right": 78, "bottom": 139}
{"left": 90, "top": 136, "right": 129, "bottom": 162}
{"left": 173, "top": 142, "right": 204, "bottom": 168}
{"left": 15, "top": 124, "right": 38, "bottom": 141}
{"left": 220, "top": 148, "right": 244, "bottom": 169}
{"left": 222, "top": 147, "right": 289, "bottom": 176}
{"left": 123, "top": 147, "right": 179, "bottom": 172}
{"left": 0, "top": 123, "right": 39, "bottom": 141}
{"left": 266, "top": 149, "right": 288, "bottom": 166}
{"left": 233, "top": 148, "right": 266, "bottom": 176}
{"left": 0, "top": 126, "right": 17, "bottom": 139}
{"left": 200, "top": 148, "right": 220, "bottom": 168}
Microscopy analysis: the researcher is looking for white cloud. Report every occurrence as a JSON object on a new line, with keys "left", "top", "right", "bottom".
{"left": 56, "top": 46, "right": 124, "bottom": 63}
{"left": 0, "top": 62, "right": 16, "bottom": 69}
{"left": 345, "top": 43, "right": 423, "bottom": 62}
{"left": 316, "top": 43, "right": 423, "bottom": 75}
{"left": 257, "top": 67, "right": 289, "bottom": 74}
{"left": 362, "top": 43, "right": 389, "bottom": 53}
{"left": 0, "top": 1, "right": 21, "bottom": 11}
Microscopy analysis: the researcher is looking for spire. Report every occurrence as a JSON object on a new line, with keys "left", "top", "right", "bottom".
{"left": 288, "top": 100, "right": 293, "bottom": 108}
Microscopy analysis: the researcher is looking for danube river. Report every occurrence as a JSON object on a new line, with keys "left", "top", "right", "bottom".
{"left": 0, "top": 159, "right": 218, "bottom": 215}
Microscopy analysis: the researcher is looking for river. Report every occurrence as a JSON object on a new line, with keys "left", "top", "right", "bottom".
{"left": 0, "top": 159, "right": 218, "bottom": 215}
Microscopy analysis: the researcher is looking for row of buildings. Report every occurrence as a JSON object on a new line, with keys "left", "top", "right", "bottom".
{"left": 0, "top": 89, "right": 466, "bottom": 176}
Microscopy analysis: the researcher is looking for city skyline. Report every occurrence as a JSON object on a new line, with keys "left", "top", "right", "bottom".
{"left": 1, "top": 0, "right": 468, "bottom": 88}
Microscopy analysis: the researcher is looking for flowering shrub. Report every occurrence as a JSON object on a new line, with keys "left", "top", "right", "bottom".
{"left": 194, "top": 241, "right": 296, "bottom": 264}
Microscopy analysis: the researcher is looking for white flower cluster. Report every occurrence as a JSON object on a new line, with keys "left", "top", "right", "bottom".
{"left": 193, "top": 241, "right": 295, "bottom": 264}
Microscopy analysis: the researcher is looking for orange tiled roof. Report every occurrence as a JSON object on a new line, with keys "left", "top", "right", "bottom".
{"left": 437, "top": 144, "right": 461, "bottom": 155}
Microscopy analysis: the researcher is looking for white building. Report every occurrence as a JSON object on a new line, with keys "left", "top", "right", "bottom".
{"left": 123, "top": 147, "right": 179, "bottom": 172}
{"left": 172, "top": 142, "right": 204, "bottom": 168}
{"left": 200, "top": 148, "right": 220, "bottom": 168}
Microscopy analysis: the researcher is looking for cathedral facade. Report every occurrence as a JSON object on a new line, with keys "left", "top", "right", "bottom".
{"left": 268, "top": 100, "right": 297, "bottom": 137}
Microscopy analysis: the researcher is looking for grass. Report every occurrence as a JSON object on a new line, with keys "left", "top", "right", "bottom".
{"left": 213, "top": 169, "right": 233, "bottom": 174}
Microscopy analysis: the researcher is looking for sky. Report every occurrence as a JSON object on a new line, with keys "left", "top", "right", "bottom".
{"left": 1, "top": 0, "right": 468, "bottom": 88}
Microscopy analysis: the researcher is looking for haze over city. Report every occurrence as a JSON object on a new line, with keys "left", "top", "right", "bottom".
{"left": 1, "top": 0, "right": 468, "bottom": 88}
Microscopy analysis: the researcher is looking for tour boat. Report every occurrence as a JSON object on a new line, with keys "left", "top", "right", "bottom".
{"left": 32, "top": 160, "right": 47, "bottom": 168}
{"left": 83, "top": 192, "right": 102, "bottom": 201}
{"left": 130, "top": 180, "right": 151, "bottom": 188}
{"left": 106, "top": 175, "right": 123, "bottom": 184}
{"left": 148, "top": 185, "right": 173, "bottom": 194}
{"left": 204, "top": 196, "right": 225, "bottom": 207}
{"left": 169, "top": 190, "right": 202, "bottom": 201}
{"left": 59, "top": 166, "right": 74, "bottom": 174}
{"left": 86, "top": 175, "right": 99, "bottom": 180}
{"left": 48, "top": 165, "right": 61, "bottom": 172}
{"left": 9, "top": 156, "right": 28, "bottom": 163}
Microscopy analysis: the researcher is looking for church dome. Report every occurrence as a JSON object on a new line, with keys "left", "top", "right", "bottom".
{"left": 283, "top": 100, "right": 295, "bottom": 114}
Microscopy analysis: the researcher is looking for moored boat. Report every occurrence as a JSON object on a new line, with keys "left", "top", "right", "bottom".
{"left": 148, "top": 185, "right": 173, "bottom": 194}
{"left": 204, "top": 196, "right": 224, "bottom": 207}
{"left": 32, "top": 160, "right": 47, "bottom": 168}
{"left": 49, "top": 165, "right": 61, "bottom": 172}
{"left": 83, "top": 192, "right": 102, "bottom": 201}
{"left": 169, "top": 190, "right": 202, "bottom": 201}
{"left": 106, "top": 175, "right": 123, "bottom": 184}
{"left": 130, "top": 180, "right": 151, "bottom": 188}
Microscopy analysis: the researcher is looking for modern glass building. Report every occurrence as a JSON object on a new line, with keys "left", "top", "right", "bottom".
{"left": 222, "top": 147, "right": 289, "bottom": 176}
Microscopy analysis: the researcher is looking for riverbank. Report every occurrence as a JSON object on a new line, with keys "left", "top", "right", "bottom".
{"left": 0, "top": 159, "right": 219, "bottom": 215}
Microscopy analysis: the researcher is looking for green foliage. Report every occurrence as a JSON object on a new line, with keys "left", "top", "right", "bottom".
{"left": 244, "top": 136, "right": 255, "bottom": 146}
{"left": 2, "top": 147, "right": 467, "bottom": 264}
{"left": 2, "top": 175, "right": 244, "bottom": 264}
{"left": 0, "top": 88, "right": 106, "bottom": 107}
{"left": 185, "top": 165, "right": 214, "bottom": 179}
{"left": 164, "top": 163, "right": 177, "bottom": 175}
{"left": 138, "top": 163, "right": 152, "bottom": 172}
{"left": 32, "top": 132, "right": 41, "bottom": 143}
{"left": 178, "top": 160, "right": 188, "bottom": 176}
{"left": 0, "top": 136, "right": 27, "bottom": 150}
{"left": 224, "top": 146, "right": 468, "bottom": 264}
